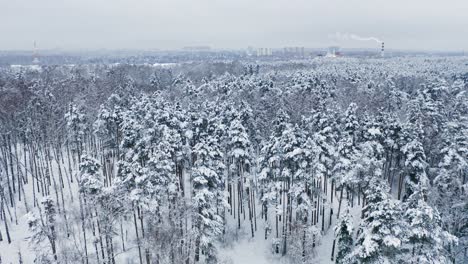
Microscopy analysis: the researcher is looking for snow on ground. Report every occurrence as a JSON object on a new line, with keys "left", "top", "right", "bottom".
{"left": 0, "top": 149, "right": 139, "bottom": 264}
{"left": 219, "top": 234, "right": 276, "bottom": 264}
{"left": 0, "top": 145, "right": 365, "bottom": 264}
{"left": 218, "top": 184, "right": 364, "bottom": 264}
{"left": 1, "top": 212, "right": 34, "bottom": 264}
{"left": 218, "top": 197, "right": 291, "bottom": 264}
{"left": 315, "top": 201, "right": 363, "bottom": 264}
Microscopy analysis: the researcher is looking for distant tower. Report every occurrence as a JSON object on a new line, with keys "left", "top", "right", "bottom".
{"left": 32, "top": 41, "right": 40, "bottom": 64}
{"left": 381, "top": 42, "right": 385, "bottom": 57}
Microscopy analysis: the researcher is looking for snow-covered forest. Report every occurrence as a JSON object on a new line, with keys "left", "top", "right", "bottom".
{"left": 0, "top": 57, "right": 467, "bottom": 263}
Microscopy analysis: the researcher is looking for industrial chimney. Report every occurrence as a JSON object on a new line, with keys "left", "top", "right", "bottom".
{"left": 32, "top": 41, "right": 40, "bottom": 64}
{"left": 381, "top": 42, "right": 385, "bottom": 57}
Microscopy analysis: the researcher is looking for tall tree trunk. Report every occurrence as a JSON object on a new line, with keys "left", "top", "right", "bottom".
{"left": 194, "top": 235, "right": 200, "bottom": 262}
{"left": 95, "top": 210, "right": 106, "bottom": 262}
{"left": 237, "top": 181, "right": 241, "bottom": 229}
{"left": 137, "top": 206, "right": 150, "bottom": 264}
{"left": 133, "top": 205, "right": 143, "bottom": 264}
{"left": 282, "top": 181, "right": 287, "bottom": 256}
{"left": 252, "top": 190, "right": 257, "bottom": 231}
{"left": 398, "top": 172, "right": 405, "bottom": 200}
{"left": 1, "top": 197, "right": 12, "bottom": 244}
{"left": 336, "top": 187, "right": 344, "bottom": 219}
{"left": 321, "top": 199, "right": 325, "bottom": 232}
{"left": 79, "top": 194, "right": 89, "bottom": 264}
{"left": 120, "top": 218, "right": 125, "bottom": 252}
{"left": 302, "top": 228, "right": 306, "bottom": 262}
{"left": 7, "top": 135, "right": 17, "bottom": 196}
{"left": 1, "top": 146, "right": 14, "bottom": 207}
{"left": 247, "top": 187, "right": 254, "bottom": 238}
{"left": 331, "top": 239, "right": 336, "bottom": 261}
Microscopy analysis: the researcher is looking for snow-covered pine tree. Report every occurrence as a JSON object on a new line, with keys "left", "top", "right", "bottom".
{"left": 27, "top": 196, "right": 58, "bottom": 263}
{"left": 93, "top": 94, "right": 124, "bottom": 154}
{"left": 334, "top": 103, "right": 360, "bottom": 217}
{"left": 417, "top": 79, "right": 448, "bottom": 168}
{"left": 206, "top": 105, "right": 228, "bottom": 227}
{"left": 310, "top": 108, "right": 337, "bottom": 232}
{"left": 79, "top": 153, "right": 121, "bottom": 263}
{"left": 334, "top": 205, "right": 353, "bottom": 264}
{"left": 347, "top": 177, "right": 405, "bottom": 264}
{"left": 192, "top": 131, "right": 225, "bottom": 263}
{"left": 41, "top": 197, "right": 57, "bottom": 261}
{"left": 64, "top": 102, "right": 87, "bottom": 160}
{"left": 258, "top": 109, "right": 290, "bottom": 246}
{"left": 79, "top": 155, "right": 103, "bottom": 197}
{"left": 227, "top": 115, "right": 253, "bottom": 232}
{"left": 401, "top": 137, "right": 427, "bottom": 201}
{"left": 432, "top": 119, "right": 467, "bottom": 262}
{"left": 376, "top": 111, "right": 402, "bottom": 191}
{"left": 402, "top": 183, "right": 456, "bottom": 264}
{"left": 280, "top": 123, "right": 307, "bottom": 255}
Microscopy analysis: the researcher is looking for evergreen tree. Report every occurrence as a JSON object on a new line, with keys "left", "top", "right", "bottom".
{"left": 93, "top": 94, "right": 124, "bottom": 152}
{"left": 401, "top": 138, "right": 427, "bottom": 200}
{"left": 334, "top": 206, "right": 353, "bottom": 264}
{"left": 64, "top": 102, "right": 87, "bottom": 159}
{"left": 192, "top": 133, "right": 224, "bottom": 263}
{"left": 347, "top": 177, "right": 405, "bottom": 264}
{"left": 79, "top": 155, "right": 103, "bottom": 197}
{"left": 334, "top": 103, "right": 360, "bottom": 194}
{"left": 433, "top": 117, "right": 468, "bottom": 262}
{"left": 402, "top": 185, "right": 456, "bottom": 264}
{"left": 27, "top": 196, "right": 58, "bottom": 263}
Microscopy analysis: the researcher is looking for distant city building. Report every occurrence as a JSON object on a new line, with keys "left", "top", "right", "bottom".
{"left": 256, "top": 48, "right": 272, "bottom": 57}
{"left": 282, "top": 46, "right": 305, "bottom": 58}
{"left": 182, "top": 46, "right": 211, "bottom": 51}
{"left": 326, "top": 46, "right": 341, "bottom": 57}
{"left": 247, "top": 46, "right": 256, "bottom": 56}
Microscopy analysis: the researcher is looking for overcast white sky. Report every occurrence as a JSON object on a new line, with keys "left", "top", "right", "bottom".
{"left": 1, "top": 0, "right": 467, "bottom": 51}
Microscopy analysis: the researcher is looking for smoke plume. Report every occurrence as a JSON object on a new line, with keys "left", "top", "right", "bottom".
{"left": 329, "top": 32, "right": 382, "bottom": 43}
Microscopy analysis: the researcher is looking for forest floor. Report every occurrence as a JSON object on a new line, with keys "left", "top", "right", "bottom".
{"left": 0, "top": 146, "right": 365, "bottom": 264}
{"left": 218, "top": 190, "right": 364, "bottom": 264}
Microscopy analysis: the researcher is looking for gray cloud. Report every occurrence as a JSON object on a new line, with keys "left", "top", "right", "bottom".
{"left": 1, "top": 0, "right": 467, "bottom": 51}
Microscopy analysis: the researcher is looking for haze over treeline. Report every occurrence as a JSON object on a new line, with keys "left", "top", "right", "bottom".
{"left": 1, "top": 0, "right": 468, "bottom": 51}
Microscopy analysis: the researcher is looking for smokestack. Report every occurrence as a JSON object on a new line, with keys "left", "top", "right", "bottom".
{"left": 381, "top": 42, "right": 385, "bottom": 57}
{"left": 32, "top": 41, "right": 40, "bottom": 64}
